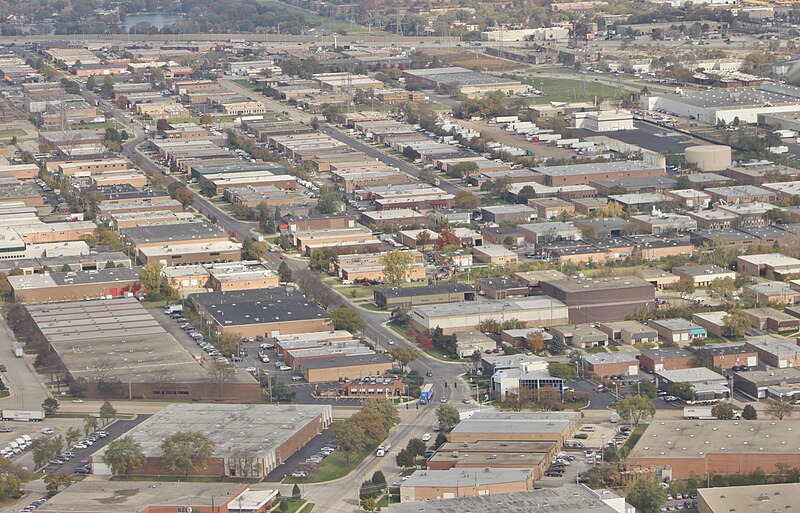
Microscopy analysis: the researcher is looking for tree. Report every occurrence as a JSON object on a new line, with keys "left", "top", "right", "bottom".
{"left": 242, "top": 238, "right": 267, "bottom": 260}
{"left": 209, "top": 362, "right": 235, "bottom": 399}
{"left": 362, "top": 498, "right": 378, "bottom": 512}
{"left": 454, "top": 191, "right": 479, "bottom": 210}
{"left": 371, "top": 470, "right": 386, "bottom": 488}
{"left": 83, "top": 416, "right": 99, "bottom": 436}
{"left": 138, "top": 262, "right": 163, "bottom": 293}
{"left": 99, "top": 400, "right": 117, "bottom": 425}
{"left": 330, "top": 421, "right": 366, "bottom": 463}
{"left": 524, "top": 331, "right": 545, "bottom": 353}
{"left": 316, "top": 189, "right": 338, "bottom": 214}
{"left": 44, "top": 473, "right": 71, "bottom": 495}
{"left": 351, "top": 407, "right": 388, "bottom": 446}
{"left": 32, "top": 437, "right": 60, "bottom": 469}
{"left": 742, "top": 404, "right": 758, "bottom": 420}
{"left": 363, "top": 398, "right": 400, "bottom": 431}
{"left": 615, "top": 395, "right": 656, "bottom": 426}
{"left": 174, "top": 187, "right": 194, "bottom": 207}
{"left": 723, "top": 307, "right": 751, "bottom": 339}
{"left": 434, "top": 432, "right": 448, "bottom": 449}
{"left": 328, "top": 307, "right": 364, "bottom": 332}
{"left": 766, "top": 398, "right": 793, "bottom": 420}
{"left": 626, "top": 478, "right": 668, "bottom": 513}
{"left": 0, "top": 473, "right": 21, "bottom": 501}
{"left": 100, "top": 75, "right": 115, "bottom": 97}
{"left": 199, "top": 114, "right": 213, "bottom": 127}
{"left": 0, "top": 272, "right": 10, "bottom": 298}
{"left": 406, "top": 438, "right": 426, "bottom": 457}
{"left": 436, "top": 404, "right": 461, "bottom": 432}
{"left": 309, "top": 248, "right": 338, "bottom": 271}
{"left": 86, "top": 75, "right": 96, "bottom": 90}
{"left": 448, "top": 161, "right": 479, "bottom": 179}
{"left": 102, "top": 435, "right": 146, "bottom": 475}
{"left": 381, "top": 250, "right": 414, "bottom": 287}
{"left": 65, "top": 427, "right": 82, "bottom": 448}
{"left": 161, "top": 431, "right": 216, "bottom": 476}
{"left": 278, "top": 261, "right": 292, "bottom": 282}
{"left": 156, "top": 118, "right": 171, "bottom": 132}
{"left": 390, "top": 346, "right": 419, "bottom": 371}
{"left": 711, "top": 402, "right": 735, "bottom": 420}
{"left": 434, "top": 226, "right": 460, "bottom": 250}
{"left": 669, "top": 382, "right": 695, "bottom": 402}
{"left": 635, "top": 380, "right": 658, "bottom": 400}
{"left": 395, "top": 448, "right": 415, "bottom": 468}
{"left": 548, "top": 362, "right": 578, "bottom": 380}
{"left": 292, "top": 484, "right": 301, "bottom": 499}
{"left": 415, "top": 230, "right": 433, "bottom": 249}
{"left": 279, "top": 500, "right": 289, "bottom": 512}
{"left": 42, "top": 397, "right": 60, "bottom": 416}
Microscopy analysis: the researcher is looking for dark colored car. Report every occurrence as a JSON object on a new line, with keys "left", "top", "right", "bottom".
{"left": 574, "top": 433, "right": 589, "bottom": 439}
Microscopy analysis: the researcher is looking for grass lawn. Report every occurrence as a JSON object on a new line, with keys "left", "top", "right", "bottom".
{"left": 388, "top": 321, "right": 413, "bottom": 341}
{"left": 335, "top": 285, "right": 374, "bottom": 299}
{"left": 273, "top": 499, "right": 308, "bottom": 513}
{"left": 622, "top": 424, "right": 647, "bottom": 453}
{"left": 0, "top": 129, "right": 25, "bottom": 139}
{"left": 297, "top": 503, "right": 315, "bottom": 513}
{"left": 584, "top": 346, "right": 608, "bottom": 354}
{"left": 520, "top": 76, "right": 621, "bottom": 103}
{"left": 702, "top": 335, "right": 730, "bottom": 344}
{"left": 563, "top": 401, "right": 589, "bottom": 410}
{"left": 233, "top": 80, "right": 260, "bottom": 91}
{"left": 358, "top": 303, "right": 383, "bottom": 312}
{"left": 284, "top": 443, "right": 378, "bottom": 483}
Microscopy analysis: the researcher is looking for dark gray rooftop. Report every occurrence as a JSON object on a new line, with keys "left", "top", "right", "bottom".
{"left": 189, "top": 287, "right": 327, "bottom": 325}
{"left": 375, "top": 283, "right": 474, "bottom": 299}
{"left": 123, "top": 221, "right": 228, "bottom": 245}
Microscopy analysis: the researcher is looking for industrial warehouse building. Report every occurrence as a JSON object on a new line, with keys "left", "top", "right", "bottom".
{"left": 8, "top": 267, "right": 141, "bottom": 304}
{"left": 190, "top": 287, "right": 331, "bottom": 338}
{"left": 373, "top": 283, "right": 475, "bottom": 310}
{"left": 91, "top": 403, "right": 332, "bottom": 478}
{"left": 538, "top": 276, "right": 655, "bottom": 324}
{"left": 410, "top": 296, "right": 568, "bottom": 334}
{"left": 642, "top": 83, "right": 800, "bottom": 124}
{"left": 697, "top": 483, "right": 800, "bottom": 513}
{"left": 449, "top": 411, "right": 581, "bottom": 445}
{"left": 627, "top": 420, "right": 800, "bottom": 479}
{"left": 402, "top": 67, "right": 527, "bottom": 97}
{"left": 20, "top": 298, "right": 261, "bottom": 401}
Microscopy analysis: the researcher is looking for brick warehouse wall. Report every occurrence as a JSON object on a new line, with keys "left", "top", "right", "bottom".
{"left": 628, "top": 453, "right": 800, "bottom": 479}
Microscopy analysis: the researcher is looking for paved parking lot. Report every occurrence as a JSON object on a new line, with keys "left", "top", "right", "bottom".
{"left": 263, "top": 431, "right": 332, "bottom": 483}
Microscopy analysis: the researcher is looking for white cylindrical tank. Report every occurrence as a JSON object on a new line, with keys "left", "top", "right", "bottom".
{"left": 685, "top": 145, "right": 732, "bottom": 172}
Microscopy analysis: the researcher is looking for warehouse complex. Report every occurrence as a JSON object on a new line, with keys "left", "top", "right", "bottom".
{"left": 91, "top": 403, "right": 332, "bottom": 478}
{"left": 22, "top": 298, "right": 261, "bottom": 400}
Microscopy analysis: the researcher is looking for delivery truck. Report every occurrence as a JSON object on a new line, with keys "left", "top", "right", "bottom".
{"left": 376, "top": 442, "right": 391, "bottom": 457}
{"left": 2, "top": 410, "right": 45, "bottom": 422}
{"left": 419, "top": 384, "right": 434, "bottom": 405}
{"left": 12, "top": 342, "right": 22, "bottom": 358}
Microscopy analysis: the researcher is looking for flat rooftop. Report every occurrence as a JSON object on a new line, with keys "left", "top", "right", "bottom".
{"left": 451, "top": 411, "right": 579, "bottom": 436}
{"left": 656, "top": 367, "right": 726, "bottom": 383}
{"left": 629, "top": 420, "right": 800, "bottom": 459}
{"left": 190, "top": 287, "right": 327, "bottom": 326}
{"left": 543, "top": 275, "right": 651, "bottom": 293}
{"left": 124, "top": 221, "right": 229, "bottom": 244}
{"left": 414, "top": 296, "right": 566, "bottom": 318}
{"left": 401, "top": 467, "right": 532, "bottom": 489}
{"left": 532, "top": 160, "right": 661, "bottom": 177}
{"left": 298, "top": 353, "right": 391, "bottom": 370}
{"left": 37, "top": 480, "right": 250, "bottom": 513}
{"left": 390, "top": 485, "right": 622, "bottom": 513}
{"left": 94, "top": 403, "right": 331, "bottom": 459}
{"left": 698, "top": 483, "right": 800, "bottom": 513}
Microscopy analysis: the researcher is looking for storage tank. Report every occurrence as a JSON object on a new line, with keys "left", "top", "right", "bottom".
{"left": 685, "top": 145, "right": 732, "bottom": 172}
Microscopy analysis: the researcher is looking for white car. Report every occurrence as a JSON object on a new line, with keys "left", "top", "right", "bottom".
{"left": 73, "top": 443, "right": 87, "bottom": 449}
{"left": 279, "top": 365, "right": 292, "bottom": 371}
{"left": 245, "top": 367, "right": 258, "bottom": 374}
